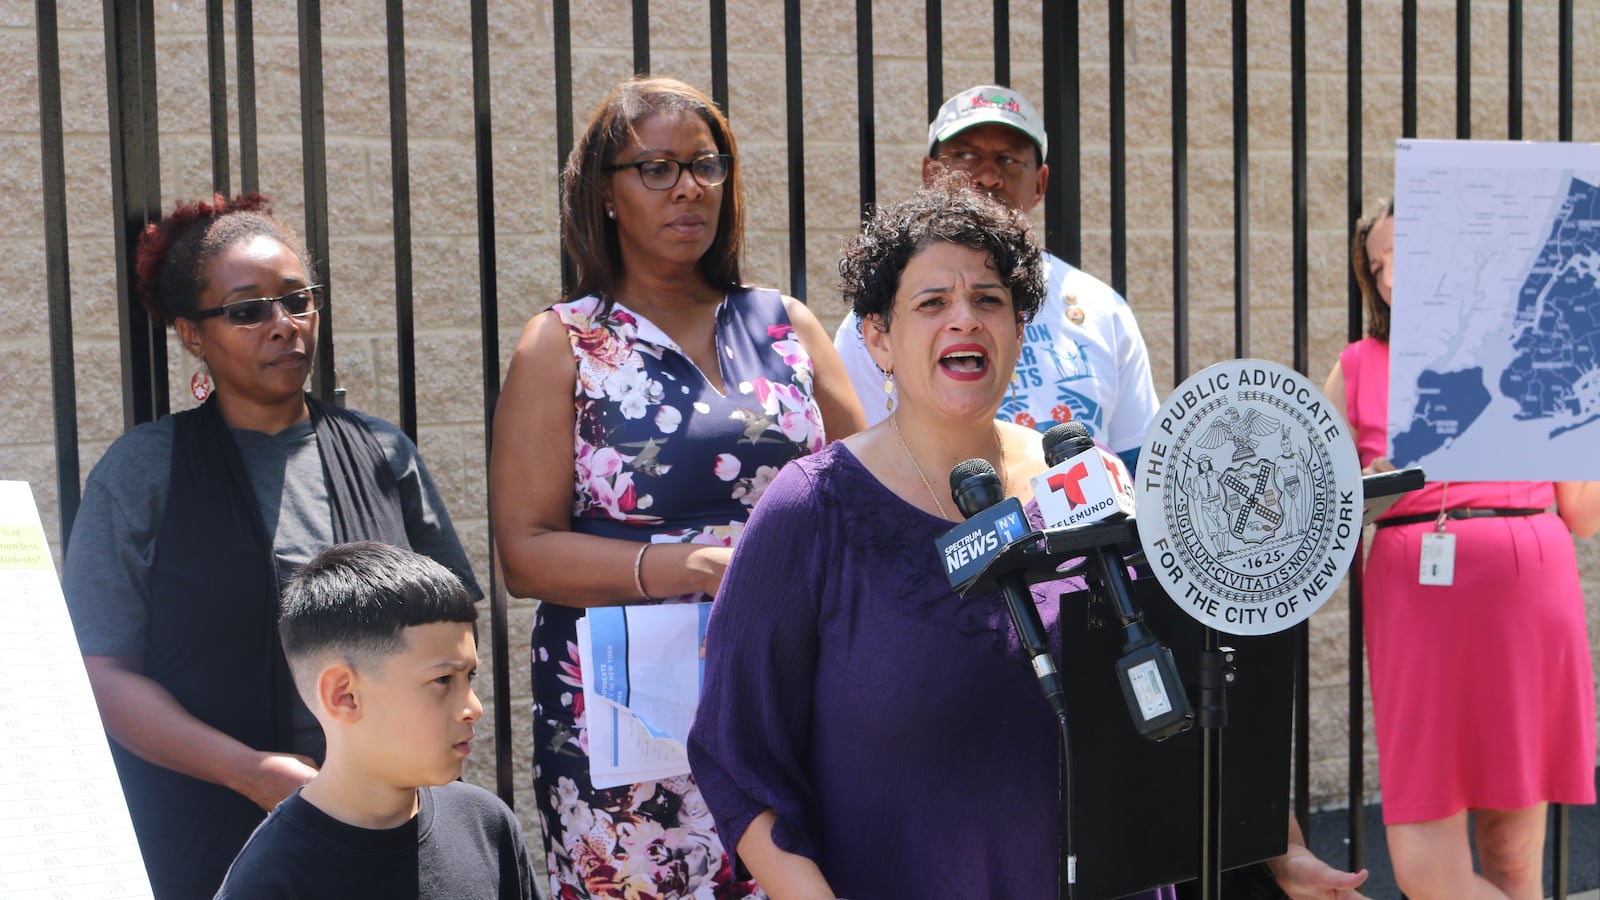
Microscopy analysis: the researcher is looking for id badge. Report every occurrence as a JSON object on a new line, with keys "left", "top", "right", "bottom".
{"left": 1419, "top": 532, "right": 1456, "bottom": 586}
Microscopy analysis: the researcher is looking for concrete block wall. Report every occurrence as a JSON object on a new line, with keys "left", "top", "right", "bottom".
{"left": 4, "top": 0, "right": 1597, "bottom": 866}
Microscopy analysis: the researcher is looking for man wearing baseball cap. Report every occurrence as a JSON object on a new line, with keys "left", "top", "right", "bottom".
{"left": 833, "top": 83, "right": 1159, "bottom": 471}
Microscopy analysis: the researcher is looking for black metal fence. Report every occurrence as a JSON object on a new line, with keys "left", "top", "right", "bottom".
{"left": 30, "top": 0, "right": 1588, "bottom": 894}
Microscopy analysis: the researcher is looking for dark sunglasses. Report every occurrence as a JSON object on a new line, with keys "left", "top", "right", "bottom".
{"left": 188, "top": 285, "right": 325, "bottom": 327}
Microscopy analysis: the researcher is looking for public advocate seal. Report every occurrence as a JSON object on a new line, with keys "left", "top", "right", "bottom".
{"left": 1135, "top": 359, "right": 1363, "bottom": 635}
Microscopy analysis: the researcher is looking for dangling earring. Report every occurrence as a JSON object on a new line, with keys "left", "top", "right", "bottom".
{"left": 881, "top": 368, "right": 895, "bottom": 412}
{"left": 1008, "top": 370, "right": 1020, "bottom": 408}
{"left": 190, "top": 360, "right": 213, "bottom": 403}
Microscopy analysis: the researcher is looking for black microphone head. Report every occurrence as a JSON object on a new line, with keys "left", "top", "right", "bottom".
{"left": 1042, "top": 421, "right": 1095, "bottom": 466}
{"left": 949, "top": 457, "right": 1003, "bottom": 518}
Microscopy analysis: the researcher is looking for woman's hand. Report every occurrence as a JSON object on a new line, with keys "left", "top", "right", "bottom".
{"left": 1362, "top": 456, "right": 1395, "bottom": 477}
{"left": 238, "top": 752, "right": 319, "bottom": 811}
{"left": 1268, "top": 818, "right": 1370, "bottom": 900}
{"left": 1268, "top": 848, "right": 1371, "bottom": 900}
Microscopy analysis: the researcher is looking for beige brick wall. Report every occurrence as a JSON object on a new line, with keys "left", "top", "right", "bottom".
{"left": 4, "top": 0, "right": 1598, "bottom": 858}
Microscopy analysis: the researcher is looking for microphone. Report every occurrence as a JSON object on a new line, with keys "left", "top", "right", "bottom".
{"left": 1032, "top": 423, "right": 1136, "bottom": 529}
{"left": 943, "top": 458, "right": 1068, "bottom": 721}
{"left": 1040, "top": 423, "right": 1193, "bottom": 741}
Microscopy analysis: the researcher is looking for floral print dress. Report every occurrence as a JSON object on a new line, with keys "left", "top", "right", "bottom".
{"left": 533, "top": 288, "right": 824, "bottom": 899}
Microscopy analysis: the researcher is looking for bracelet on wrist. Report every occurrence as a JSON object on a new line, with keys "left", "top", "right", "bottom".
{"left": 633, "top": 543, "right": 653, "bottom": 600}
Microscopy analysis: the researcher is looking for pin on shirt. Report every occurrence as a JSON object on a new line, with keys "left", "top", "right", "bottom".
{"left": 1066, "top": 293, "right": 1085, "bottom": 325}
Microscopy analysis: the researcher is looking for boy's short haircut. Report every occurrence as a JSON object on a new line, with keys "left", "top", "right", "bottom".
{"left": 280, "top": 541, "right": 478, "bottom": 696}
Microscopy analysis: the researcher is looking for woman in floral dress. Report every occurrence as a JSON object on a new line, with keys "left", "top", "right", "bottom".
{"left": 491, "top": 76, "right": 863, "bottom": 899}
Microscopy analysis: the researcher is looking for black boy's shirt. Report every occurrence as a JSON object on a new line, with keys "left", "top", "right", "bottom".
{"left": 214, "top": 781, "right": 534, "bottom": 900}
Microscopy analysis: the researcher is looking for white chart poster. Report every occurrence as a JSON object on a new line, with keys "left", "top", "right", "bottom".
{"left": 0, "top": 481, "right": 153, "bottom": 898}
{"left": 1388, "top": 139, "right": 1600, "bottom": 480}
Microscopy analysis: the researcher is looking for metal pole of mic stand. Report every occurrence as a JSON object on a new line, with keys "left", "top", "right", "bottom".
{"left": 1057, "top": 712, "right": 1073, "bottom": 900}
{"left": 1198, "top": 629, "right": 1234, "bottom": 900}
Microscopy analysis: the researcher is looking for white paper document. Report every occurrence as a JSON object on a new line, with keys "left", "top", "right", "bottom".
{"left": 576, "top": 602, "right": 711, "bottom": 790}
{"left": 0, "top": 481, "right": 154, "bottom": 898}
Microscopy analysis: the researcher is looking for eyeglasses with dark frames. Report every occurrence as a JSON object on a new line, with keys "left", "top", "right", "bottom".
{"left": 604, "top": 154, "right": 733, "bottom": 191}
{"left": 187, "top": 285, "right": 325, "bottom": 327}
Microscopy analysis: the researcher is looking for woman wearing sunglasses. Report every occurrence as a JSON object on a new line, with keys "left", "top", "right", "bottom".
{"left": 492, "top": 76, "right": 863, "bottom": 899}
{"left": 61, "top": 193, "right": 480, "bottom": 898}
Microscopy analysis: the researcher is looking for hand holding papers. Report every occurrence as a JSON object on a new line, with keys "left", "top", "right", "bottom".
{"left": 576, "top": 602, "right": 711, "bottom": 790}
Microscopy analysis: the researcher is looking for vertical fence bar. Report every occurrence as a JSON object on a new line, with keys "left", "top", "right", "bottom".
{"left": 1231, "top": 0, "right": 1248, "bottom": 358}
{"left": 385, "top": 0, "right": 417, "bottom": 441}
{"left": 1289, "top": 0, "right": 1311, "bottom": 840}
{"left": 1109, "top": 0, "right": 1126, "bottom": 298}
{"left": 856, "top": 0, "right": 875, "bottom": 219}
{"left": 236, "top": 0, "right": 258, "bottom": 195}
{"left": 1345, "top": 0, "right": 1366, "bottom": 875}
{"left": 1456, "top": 0, "right": 1470, "bottom": 139}
{"left": 469, "top": 0, "right": 511, "bottom": 806}
{"left": 1042, "top": 0, "right": 1079, "bottom": 265}
{"left": 1349, "top": 542, "right": 1367, "bottom": 870}
{"left": 205, "top": 0, "right": 231, "bottom": 197}
{"left": 554, "top": 0, "right": 575, "bottom": 294}
{"left": 993, "top": 0, "right": 1008, "bottom": 87}
{"left": 1403, "top": 0, "right": 1417, "bottom": 138}
{"left": 1553, "top": 801, "right": 1570, "bottom": 898}
{"left": 784, "top": 0, "right": 807, "bottom": 301}
{"left": 1507, "top": 0, "right": 1521, "bottom": 140}
{"left": 103, "top": 0, "right": 166, "bottom": 428}
{"left": 1170, "top": 0, "right": 1188, "bottom": 384}
{"left": 632, "top": 0, "right": 649, "bottom": 76}
{"left": 297, "top": 0, "right": 336, "bottom": 401}
{"left": 1290, "top": 1, "right": 1308, "bottom": 376}
{"left": 1548, "top": 30, "right": 1576, "bottom": 893}
{"left": 1557, "top": 0, "right": 1572, "bottom": 142}
{"left": 710, "top": 0, "right": 728, "bottom": 114}
{"left": 37, "top": 0, "right": 81, "bottom": 547}
{"left": 926, "top": 0, "right": 942, "bottom": 123}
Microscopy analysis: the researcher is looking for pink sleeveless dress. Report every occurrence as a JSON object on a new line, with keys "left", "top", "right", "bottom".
{"left": 1341, "top": 337, "right": 1596, "bottom": 824}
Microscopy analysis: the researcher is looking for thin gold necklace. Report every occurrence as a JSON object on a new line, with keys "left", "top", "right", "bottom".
{"left": 893, "top": 413, "right": 949, "bottom": 519}
{"left": 892, "top": 414, "right": 1009, "bottom": 519}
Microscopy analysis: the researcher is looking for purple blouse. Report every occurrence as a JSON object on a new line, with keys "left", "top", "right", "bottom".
{"left": 688, "top": 442, "right": 1175, "bottom": 899}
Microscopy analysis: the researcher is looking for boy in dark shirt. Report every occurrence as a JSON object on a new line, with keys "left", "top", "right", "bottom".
{"left": 216, "top": 541, "right": 533, "bottom": 899}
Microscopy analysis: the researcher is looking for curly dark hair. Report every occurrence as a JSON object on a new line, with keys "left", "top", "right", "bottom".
{"left": 562, "top": 76, "right": 744, "bottom": 306}
{"left": 840, "top": 182, "right": 1045, "bottom": 333}
{"left": 1351, "top": 197, "right": 1394, "bottom": 341}
{"left": 134, "top": 193, "right": 316, "bottom": 326}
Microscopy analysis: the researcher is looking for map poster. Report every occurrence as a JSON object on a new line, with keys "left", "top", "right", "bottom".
{"left": 1388, "top": 139, "right": 1600, "bottom": 481}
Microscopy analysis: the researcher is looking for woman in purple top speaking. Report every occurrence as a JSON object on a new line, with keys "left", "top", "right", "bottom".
{"left": 687, "top": 185, "right": 1174, "bottom": 898}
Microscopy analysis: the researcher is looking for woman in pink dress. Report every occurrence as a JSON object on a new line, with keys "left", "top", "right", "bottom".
{"left": 1323, "top": 198, "right": 1600, "bottom": 900}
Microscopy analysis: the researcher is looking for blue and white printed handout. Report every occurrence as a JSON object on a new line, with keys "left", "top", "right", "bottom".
{"left": 576, "top": 601, "right": 712, "bottom": 790}
{"left": 0, "top": 481, "right": 154, "bottom": 898}
{"left": 1388, "top": 139, "right": 1600, "bottom": 480}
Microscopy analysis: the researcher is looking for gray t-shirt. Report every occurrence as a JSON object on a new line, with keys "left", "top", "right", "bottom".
{"left": 61, "top": 410, "right": 481, "bottom": 752}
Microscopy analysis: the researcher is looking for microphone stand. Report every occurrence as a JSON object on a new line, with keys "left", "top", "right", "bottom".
{"left": 1056, "top": 704, "right": 1075, "bottom": 900}
{"left": 1197, "top": 628, "right": 1234, "bottom": 900}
